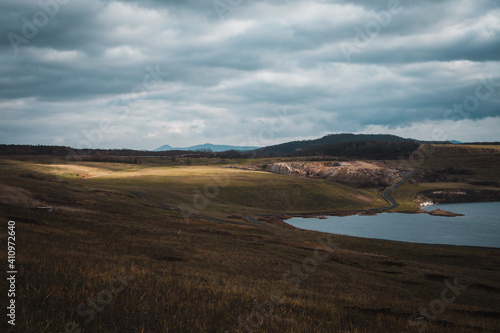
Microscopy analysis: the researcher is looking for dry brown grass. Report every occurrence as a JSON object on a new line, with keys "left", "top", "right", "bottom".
{"left": 0, "top": 183, "right": 45, "bottom": 208}
{"left": 0, "top": 155, "right": 499, "bottom": 332}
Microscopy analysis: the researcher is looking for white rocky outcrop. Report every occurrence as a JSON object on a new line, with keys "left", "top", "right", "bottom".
{"left": 265, "top": 161, "right": 405, "bottom": 187}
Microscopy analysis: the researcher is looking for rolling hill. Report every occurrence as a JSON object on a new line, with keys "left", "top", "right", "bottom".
{"left": 153, "top": 143, "right": 260, "bottom": 152}
{"left": 255, "top": 133, "right": 416, "bottom": 156}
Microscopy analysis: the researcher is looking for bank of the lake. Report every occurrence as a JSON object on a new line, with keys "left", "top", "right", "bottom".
{"left": 287, "top": 202, "right": 500, "bottom": 248}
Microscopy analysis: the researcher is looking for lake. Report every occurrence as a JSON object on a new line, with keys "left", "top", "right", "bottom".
{"left": 287, "top": 202, "right": 500, "bottom": 248}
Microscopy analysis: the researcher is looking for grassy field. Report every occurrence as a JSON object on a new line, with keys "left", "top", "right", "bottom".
{"left": 384, "top": 144, "right": 500, "bottom": 212}
{"left": 0, "top": 156, "right": 387, "bottom": 219}
{"left": 82, "top": 166, "right": 386, "bottom": 217}
{"left": 1, "top": 147, "right": 500, "bottom": 332}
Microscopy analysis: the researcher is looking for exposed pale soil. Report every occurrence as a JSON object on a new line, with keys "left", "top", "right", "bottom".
{"left": 264, "top": 161, "right": 407, "bottom": 188}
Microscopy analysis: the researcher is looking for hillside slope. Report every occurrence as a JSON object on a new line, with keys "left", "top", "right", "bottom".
{"left": 0, "top": 153, "right": 499, "bottom": 332}
{"left": 265, "top": 161, "right": 407, "bottom": 188}
{"left": 257, "top": 133, "right": 414, "bottom": 156}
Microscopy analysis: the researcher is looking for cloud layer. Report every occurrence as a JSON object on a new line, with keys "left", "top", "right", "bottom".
{"left": 1, "top": 0, "right": 499, "bottom": 149}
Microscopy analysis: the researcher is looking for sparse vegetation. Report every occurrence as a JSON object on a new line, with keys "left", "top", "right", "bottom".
{"left": 0, "top": 144, "right": 499, "bottom": 332}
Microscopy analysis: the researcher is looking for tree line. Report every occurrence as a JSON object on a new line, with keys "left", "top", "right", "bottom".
{"left": 0, "top": 140, "right": 421, "bottom": 161}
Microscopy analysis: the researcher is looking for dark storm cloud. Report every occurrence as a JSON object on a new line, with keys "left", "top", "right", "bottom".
{"left": 0, "top": 0, "right": 499, "bottom": 149}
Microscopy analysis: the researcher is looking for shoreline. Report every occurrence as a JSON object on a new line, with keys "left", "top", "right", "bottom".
{"left": 277, "top": 201, "right": 500, "bottom": 249}
{"left": 256, "top": 200, "right": 500, "bottom": 230}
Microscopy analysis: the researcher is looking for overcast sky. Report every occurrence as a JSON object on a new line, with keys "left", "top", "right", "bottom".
{"left": 1, "top": 0, "right": 499, "bottom": 149}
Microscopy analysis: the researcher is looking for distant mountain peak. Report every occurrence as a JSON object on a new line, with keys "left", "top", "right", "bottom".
{"left": 153, "top": 143, "right": 259, "bottom": 152}
{"left": 154, "top": 144, "right": 173, "bottom": 151}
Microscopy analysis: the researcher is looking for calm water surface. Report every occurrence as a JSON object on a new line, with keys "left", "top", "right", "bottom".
{"left": 287, "top": 202, "right": 500, "bottom": 248}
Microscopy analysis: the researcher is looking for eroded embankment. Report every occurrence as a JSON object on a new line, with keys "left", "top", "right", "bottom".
{"left": 263, "top": 161, "right": 408, "bottom": 188}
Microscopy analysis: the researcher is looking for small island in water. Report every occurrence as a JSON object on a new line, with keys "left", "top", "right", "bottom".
{"left": 426, "top": 208, "right": 464, "bottom": 217}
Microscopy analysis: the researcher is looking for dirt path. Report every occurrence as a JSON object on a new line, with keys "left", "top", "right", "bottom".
{"left": 246, "top": 169, "right": 419, "bottom": 222}
{"left": 381, "top": 169, "right": 419, "bottom": 210}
